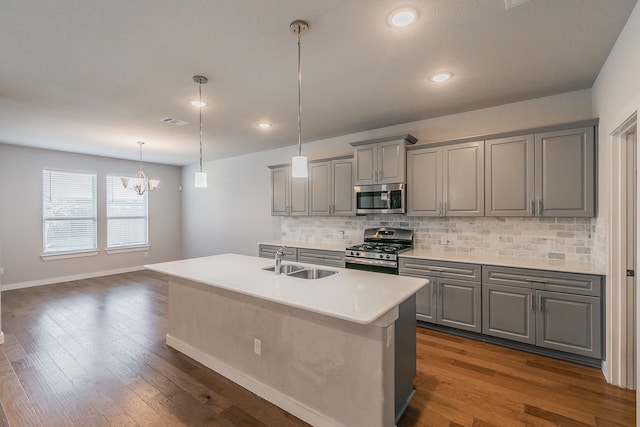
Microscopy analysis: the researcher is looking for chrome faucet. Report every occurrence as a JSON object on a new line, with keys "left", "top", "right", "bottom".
{"left": 274, "top": 246, "right": 285, "bottom": 274}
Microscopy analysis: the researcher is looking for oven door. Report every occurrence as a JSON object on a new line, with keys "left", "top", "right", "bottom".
{"left": 345, "top": 258, "right": 399, "bottom": 275}
{"left": 354, "top": 183, "right": 405, "bottom": 214}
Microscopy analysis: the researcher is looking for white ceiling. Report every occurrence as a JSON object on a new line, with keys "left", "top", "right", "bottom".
{"left": 0, "top": 0, "right": 636, "bottom": 165}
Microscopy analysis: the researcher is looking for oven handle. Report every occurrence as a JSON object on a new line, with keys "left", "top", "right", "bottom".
{"left": 345, "top": 258, "right": 398, "bottom": 268}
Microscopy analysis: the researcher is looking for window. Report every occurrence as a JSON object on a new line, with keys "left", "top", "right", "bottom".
{"left": 106, "top": 174, "right": 148, "bottom": 249}
{"left": 42, "top": 169, "right": 97, "bottom": 254}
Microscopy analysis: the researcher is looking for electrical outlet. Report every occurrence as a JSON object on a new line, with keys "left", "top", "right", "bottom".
{"left": 254, "top": 338, "right": 261, "bottom": 356}
{"left": 338, "top": 230, "right": 344, "bottom": 238}
{"left": 386, "top": 325, "right": 394, "bottom": 348}
{"left": 0, "top": 267, "right": 4, "bottom": 275}
{"left": 440, "top": 236, "right": 449, "bottom": 245}
{"left": 144, "top": 251, "right": 149, "bottom": 257}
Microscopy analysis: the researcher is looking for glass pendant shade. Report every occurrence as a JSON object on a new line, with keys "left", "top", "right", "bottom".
{"left": 291, "top": 155, "right": 308, "bottom": 178}
{"left": 194, "top": 171, "right": 207, "bottom": 188}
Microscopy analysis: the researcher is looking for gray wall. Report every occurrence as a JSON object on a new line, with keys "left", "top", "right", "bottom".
{"left": 0, "top": 143, "right": 183, "bottom": 286}
{"left": 182, "top": 89, "right": 594, "bottom": 259}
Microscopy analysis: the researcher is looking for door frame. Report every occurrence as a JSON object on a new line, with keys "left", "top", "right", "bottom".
{"left": 608, "top": 112, "right": 637, "bottom": 389}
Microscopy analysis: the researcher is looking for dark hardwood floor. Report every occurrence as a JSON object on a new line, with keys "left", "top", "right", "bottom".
{"left": 0, "top": 271, "right": 635, "bottom": 426}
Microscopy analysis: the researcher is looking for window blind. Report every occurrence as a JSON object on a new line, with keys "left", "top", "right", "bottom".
{"left": 106, "top": 174, "right": 148, "bottom": 249}
{"left": 42, "top": 169, "right": 97, "bottom": 254}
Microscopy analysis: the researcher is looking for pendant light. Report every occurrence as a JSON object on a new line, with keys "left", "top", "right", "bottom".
{"left": 290, "top": 20, "right": 309, "bottom": 178}
{"left": 193, "top": 75, "right": 208, "bottom": 188}
{"left": 121, "top": 141, "right": 159, "bottom": 195}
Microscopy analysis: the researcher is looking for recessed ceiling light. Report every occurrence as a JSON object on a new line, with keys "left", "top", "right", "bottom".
{"left": 430, "top": 72, "right": 453, "bottom": 83}
{"left": 189, "top": 100, "right": 207, "bottom": 108}
{"left": 258, "top": 123, "right": 272, "bottom": 129}
{"left": 388, "top": 8, "right": 418, "bottom": 27}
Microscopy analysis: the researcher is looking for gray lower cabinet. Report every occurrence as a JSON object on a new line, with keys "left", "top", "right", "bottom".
{"left": 483, "top": 266, "right": 602, "bottom": 359}
{"left": 297, "top": 248, "right": 345, "bottom": 268}
{"left": 258, "top": 244, "right": 297, "bottom": 260}
{"left": 399, "top": 258, "right": 481, "bottom": 333}
{"left": 407, "top": 141, "right": 484, "bottom": 217}
{"left": 258, "top": 244, "right": 344, "bottom": 268}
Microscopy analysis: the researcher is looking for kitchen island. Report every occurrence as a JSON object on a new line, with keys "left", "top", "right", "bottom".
{"left": 146, "top": 253, "right": 427, "bottom": 427}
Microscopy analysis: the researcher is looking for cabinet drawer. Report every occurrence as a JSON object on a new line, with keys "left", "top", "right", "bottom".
{"left": 297, "top": 249, "right": 345, "bottom": 268}
{"left": 258, "top": 244, "right": 297, "bottom": 260}
{"left": 483, "top": 266, "right": 602, "bottom": 297}
{"left": 399, "top": 258, "right": 481, "bottom": 281}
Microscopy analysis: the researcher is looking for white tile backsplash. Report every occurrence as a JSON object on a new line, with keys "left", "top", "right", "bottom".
{"left": 281, "top": 215, "right": 598, "bottom": 263}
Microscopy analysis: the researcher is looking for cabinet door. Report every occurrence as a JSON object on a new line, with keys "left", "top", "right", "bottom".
{"left": 536, "top": 290, "right": 602, "bottom": 358}
{"left": 482, "top": 284, "right": 535, "bottom": 344}
{"left": 485, "top": 135, "right": 535, "bottom": 216}
{"left": 289, "top": 176, "right": 308, "bottom": 216}
{"left": 308, "top": 162, "right": 331, "bottom": 216}
{"left": 332, "top": 159, "right": 355, "bottom": 216}
{"left": 443, "top": 141, "right": 484, "bottom": 216}
{"left": 437, "top": 278, "right": 481, "bottom": 333}
{"left": 407, "top": 147, "right": 442, "bottom": 217}
{"left": 354, "top": 145, "right": 377, "bottom": 185}
{"left": 415, "top": 278, "right": 437, "bottom": 323}
{"left": 271, "top": 167, "right": 289, "bottom": 216}
{"left": 378, "top": 140, "right": 405, "bottom": 184}
{"left": 535, "top": 127, "right": 595, "bottom": 217}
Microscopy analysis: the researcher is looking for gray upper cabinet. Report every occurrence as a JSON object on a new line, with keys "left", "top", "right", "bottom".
{"left": 309, "top": 157, "right": 354, "bottom": 216}
{"left": 270, "top": 166, "right": 308, "bottom": 216}
{"left": 485, "top": 134, "right": 535, "bottom": 216}
{"left": 486, "top": 126, "right": 595, "bottom": 217}
{"left": 407, "top": 147, "right": 442, "bottom": 216}
{"left": 535, "top": 127, "right": 595, "bottom": 217}
{"left": 352, "top": 135, "right": 417, "bottom": 185}
{"left": 407, "top": 141, "right": 484, "bottom": 217}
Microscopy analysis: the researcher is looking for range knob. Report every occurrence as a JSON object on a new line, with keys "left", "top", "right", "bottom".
{"left": 385, "top": 254, "right": 391, "bottom": 259}
{"left": 356, "top": 252, "right": 360, "bottom": 256}
{"left": 349, "top": 251, "right": 355, "bottom": 256}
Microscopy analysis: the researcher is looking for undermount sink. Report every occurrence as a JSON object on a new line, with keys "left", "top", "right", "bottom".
{"left": 262, "top": 264, "right": 337, "bottom": 279}
{"left": 287, "top": 268, "right": 337, "bottom": 279}
{"left": 262, "top": 264, "right": 305, "bottom": 274}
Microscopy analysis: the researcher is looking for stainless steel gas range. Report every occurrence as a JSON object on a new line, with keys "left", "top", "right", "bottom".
{"left": 344, "top": 227, "right": 413, "bottom": 274}
{"left": 344, "top": 226, "right": 416, "bottom": 422}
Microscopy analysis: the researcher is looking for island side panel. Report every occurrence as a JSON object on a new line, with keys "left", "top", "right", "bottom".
{"left": 166, "top": 277, "right": 395, "bottom": 427}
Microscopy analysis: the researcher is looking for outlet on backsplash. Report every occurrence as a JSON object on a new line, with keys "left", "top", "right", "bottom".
{"left": 440, "top": 236, "right": 449, "bottom": 245}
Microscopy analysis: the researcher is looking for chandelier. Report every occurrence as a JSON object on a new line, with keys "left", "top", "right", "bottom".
{"left": 121, "top": 141, "right": 160, "bottom": 195}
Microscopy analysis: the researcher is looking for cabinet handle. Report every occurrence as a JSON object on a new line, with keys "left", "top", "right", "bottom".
{"left": 531, "top": 294, "right": 535, "bottom": 311}
{"left": 538, "top": 199, "right": 543, "bottom": 215}
{"left": 379, "top": 170, "right": 383, "bottom": 181}
{"left": 444, "top": 201, "right": 447, "bottom": 215}
{"left": 530, "top": 199, "right": 535, "bottom": 215}
{"left": 538, "top": 294, "right": 543, "bottom": 312}
{"left": 438, "top": 202, "right": 442, "bottom": 216}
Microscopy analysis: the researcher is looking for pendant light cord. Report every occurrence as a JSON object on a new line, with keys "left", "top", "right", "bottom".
{"left": 199, "top": 82, "right": 203, "bottom": 173}
{"left": 297, "top": 27, "right": 302, "bottom": 156}
{"left": 138, "top": 141, "right": 143, "bottom": 171}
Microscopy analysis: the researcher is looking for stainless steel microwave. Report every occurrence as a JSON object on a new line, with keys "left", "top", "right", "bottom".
{"left": 354, "top": 183, "right": 405, "bottom": 214}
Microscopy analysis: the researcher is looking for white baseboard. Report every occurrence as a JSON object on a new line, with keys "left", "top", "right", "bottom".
{"left": 166, "top": 334, "right": 344, "bottom": 427}
{"left": 1, "top": 266, "right": 145, "bottom": 291}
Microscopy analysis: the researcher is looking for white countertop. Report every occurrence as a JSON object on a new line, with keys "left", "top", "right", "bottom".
{"left": 401, "top": 249, "right": 605, "bottom": 275}
{"left": 259, "top": 241, "right": 347, "bottom": 252}
{"left": 145, "top": 253, "right": 427, "bottom": 325}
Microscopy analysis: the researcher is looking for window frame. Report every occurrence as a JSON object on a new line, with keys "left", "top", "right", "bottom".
{"left": 105, "top": 173, "right": 150, "bottom": 251}
{"left": 41, "top": 168, "right": 98, "bottom": 258}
